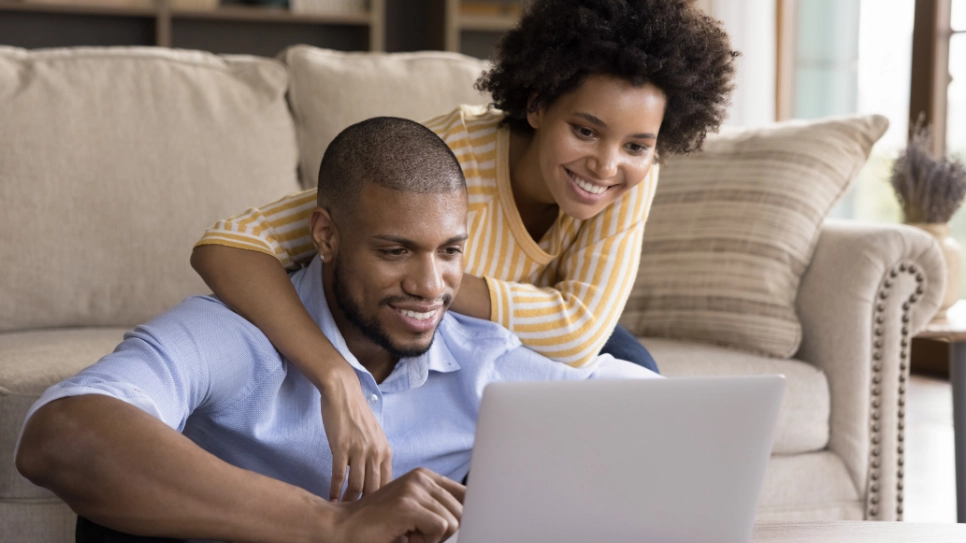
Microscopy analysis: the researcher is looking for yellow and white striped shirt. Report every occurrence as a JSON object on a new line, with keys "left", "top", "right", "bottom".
{"left": 196, "top": 105, "right": 658, "bottom": 367}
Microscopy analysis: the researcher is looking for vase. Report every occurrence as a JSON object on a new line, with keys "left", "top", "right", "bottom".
{"left": 908, "top": 222, "right": 961, "bottom": 320}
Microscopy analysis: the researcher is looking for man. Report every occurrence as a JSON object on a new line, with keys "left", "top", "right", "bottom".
{"left": 16, "top": 117, "right": 654, "bottom": 543}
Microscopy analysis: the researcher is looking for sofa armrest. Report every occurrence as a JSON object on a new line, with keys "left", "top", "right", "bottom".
{"left": 795, "top": 219, "right": 945, "bottom": 520}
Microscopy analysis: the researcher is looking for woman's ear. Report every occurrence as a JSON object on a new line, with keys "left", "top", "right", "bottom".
{"left": 525, "top": 94, "right": 543, "bottom": 130}
{"left": 309, "top": 207, "right": 338, "bottom": 262}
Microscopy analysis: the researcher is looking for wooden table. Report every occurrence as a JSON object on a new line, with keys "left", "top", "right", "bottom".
{"left": 751, "top": 521, "right": 966, "bottom": 542}
{"left": 916, "top": 300, "right": 966, "bottom": 523}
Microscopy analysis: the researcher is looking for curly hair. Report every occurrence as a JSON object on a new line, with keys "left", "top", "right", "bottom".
{"left": 476, "top": 0, "right": 738, "bottom": 160}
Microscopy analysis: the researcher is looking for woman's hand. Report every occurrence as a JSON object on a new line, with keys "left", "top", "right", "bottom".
{"left": 190, "top": 246, "right": 394, "bottom": 500}
{"left": 320, "top": 363, "right": 393, "bottom": 501}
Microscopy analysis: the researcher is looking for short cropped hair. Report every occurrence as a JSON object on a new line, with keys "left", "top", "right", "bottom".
{"left": 317, "top": 117, "right": 465, "bottom": 214}
{"left": 476, "top": 0, "right": 738, "bottom": 160}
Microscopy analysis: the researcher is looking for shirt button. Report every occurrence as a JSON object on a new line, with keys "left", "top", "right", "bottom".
{"left": 367, "top": 393, "right": 379, "bottom": 405}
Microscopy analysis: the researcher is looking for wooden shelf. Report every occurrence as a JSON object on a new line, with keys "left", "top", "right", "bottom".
{"left": 171, "top": 5, "right": 371, "bottom": 25}
{"left": 458, "top": 13, "right": 516, "bottom": 32}
{"left": 0, "top": 1, "right": 372, "bottom": 24}
{"left": 0, "top": 1, "right": 155, "bottom": 17}
{"left": 444, "top": 0, "right": 521, "bottom": 57}
{"left": 0, "top": 0, "right": 384, "bottom": 51}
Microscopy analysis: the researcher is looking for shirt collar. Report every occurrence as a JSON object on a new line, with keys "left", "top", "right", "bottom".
{"left": 292, "top": 257, "right": 460, "bottom": 393}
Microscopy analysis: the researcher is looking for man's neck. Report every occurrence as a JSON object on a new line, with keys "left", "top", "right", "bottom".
{"left": 319, "top": 269, "right": 398, "bottom": 384}
{"left": 340, "top": 339, "right": 397, "bottom": 384}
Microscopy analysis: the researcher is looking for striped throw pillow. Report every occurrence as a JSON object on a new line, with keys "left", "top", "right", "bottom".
{"left": 619, "top": 114, "right": 889, "bottom": 358}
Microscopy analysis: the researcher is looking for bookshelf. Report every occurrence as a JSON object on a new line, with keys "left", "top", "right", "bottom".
{"left": 443, "top": 0, "right": 521, "bottom": 58}
{"left": 0, "top": 0, "right": 525, "bottom": 57}
{"left": 0, "top": 0, "right": 385, "bottom": 54}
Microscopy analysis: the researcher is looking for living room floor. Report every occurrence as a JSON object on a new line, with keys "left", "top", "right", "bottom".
{"left": 905, "top": 374, "right": 958, "bottom": 522}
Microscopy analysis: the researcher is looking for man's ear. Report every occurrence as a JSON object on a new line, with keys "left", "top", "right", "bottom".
{"left": 309, "top": 207, "right": 338, "bottom": 261}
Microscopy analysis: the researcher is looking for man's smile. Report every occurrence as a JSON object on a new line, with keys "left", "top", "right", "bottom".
{"left": 389, "top": 303, "right": 444, "bottom": 333}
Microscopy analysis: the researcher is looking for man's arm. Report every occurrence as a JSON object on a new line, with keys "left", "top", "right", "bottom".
{"left": 16, "top": 394, "right": 462, "bottom": 543}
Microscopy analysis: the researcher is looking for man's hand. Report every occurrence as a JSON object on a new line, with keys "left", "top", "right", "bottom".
{"left": 331, "top": 468, "right": 464, "bottom": 543}
{"left": 320, "top": 364, "right": 393, "bottom": 501}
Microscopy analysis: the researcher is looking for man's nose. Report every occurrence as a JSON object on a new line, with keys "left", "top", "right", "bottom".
{"left": 403, "top": 254, "right": 446, "bottom": 300}
{"left": 590, "top": 145, "right": 619, "bottom": 179}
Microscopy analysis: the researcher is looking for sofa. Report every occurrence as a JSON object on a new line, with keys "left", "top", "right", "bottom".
{"left": 0, "top": 45, "right": 945, "bottom": 542}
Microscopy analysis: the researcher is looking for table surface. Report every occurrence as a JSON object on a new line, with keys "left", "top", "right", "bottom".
{"left": 917, "top": 300, "right": 966, "bottom": 341}
{"left": 751, "top": 521, "right": 966, "bottom": 542}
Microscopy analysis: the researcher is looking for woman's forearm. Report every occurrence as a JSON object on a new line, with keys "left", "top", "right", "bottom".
{"left": 449, "top": 273, "right": 492, "bottom": 320}
{"left": 191, "top": 245, "right": 346, "bottom": 388}
{"left": 17, "top": 395, "right": 335, "bottom": 543}
{"left": 191, "top": 245, "right": 394, "bottom": 501}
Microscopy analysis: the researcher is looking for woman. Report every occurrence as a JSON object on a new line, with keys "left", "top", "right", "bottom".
{"left": 191, "top": 0, "right": 736, "bottom": 503}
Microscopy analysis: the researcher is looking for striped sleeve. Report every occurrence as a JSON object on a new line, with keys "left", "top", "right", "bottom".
{"left": 194, "top": 189, "right": 319, "bottom": 271}
{"left": 485, "top": 170, "right": 658, "bottom": 367}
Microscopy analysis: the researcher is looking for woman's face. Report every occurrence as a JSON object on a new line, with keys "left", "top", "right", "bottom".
{"left": 527, "top": 75, "right": 667, "bottom": 221}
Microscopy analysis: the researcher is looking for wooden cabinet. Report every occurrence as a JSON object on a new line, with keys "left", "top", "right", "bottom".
{"left": 0, "top": 0, "right": 527, "bottom": 57}
{"left": 0, "top": 0, "right": 384, "bottom": 55}
{"left": 443, "top": 0, "right": 521, "bottom": 58}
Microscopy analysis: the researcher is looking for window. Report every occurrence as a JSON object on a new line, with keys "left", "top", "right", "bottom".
{"left": 790, "top": 0, "right": 913, "bottom": 224}
{"left": 786, "top": 0, "right": 965, "bottom": 290}
{"left": 950, "top": 0, "right": 965, "bottom": 160}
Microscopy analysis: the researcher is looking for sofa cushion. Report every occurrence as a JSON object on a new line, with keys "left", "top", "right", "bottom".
{"left": 0, "top": 500, "right": 75, "bottom": 543}
{"left": 0, "top": 328, "right": 126, "bottom": 500}
{"left": 0, "top": 46, "right": 301, "bottom": 332}
{"left": 756, "top": 451, "right": 863, "bottom": 521}
{"left": 641, "top": 337, "right": 830, "bottom": 455}
{"left": 621, "top": 115, "right": 888, "bottom": 358}
{"left": 281, "top": 45, "right": 491, "bottom": 188}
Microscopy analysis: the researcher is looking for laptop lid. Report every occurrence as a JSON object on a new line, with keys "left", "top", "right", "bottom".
{"left": 457, "top": 376, "right": 785, "bottom": 543}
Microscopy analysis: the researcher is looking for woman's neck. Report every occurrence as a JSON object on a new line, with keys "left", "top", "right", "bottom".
{"left": 508, "top": 126, "right": 559, "bottom": 242}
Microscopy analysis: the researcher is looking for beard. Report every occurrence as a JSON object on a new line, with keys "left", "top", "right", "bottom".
{"left": 331, "top": 259, "right": 445, "bottom": 359}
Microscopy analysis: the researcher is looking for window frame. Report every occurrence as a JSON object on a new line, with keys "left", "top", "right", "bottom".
{"left": 909, "top": 0, "right": 954, "bottom": 155}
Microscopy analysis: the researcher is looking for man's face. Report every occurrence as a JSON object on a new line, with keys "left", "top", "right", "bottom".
{"left": 322, "top": 183, "right": 467, "bottom": 361}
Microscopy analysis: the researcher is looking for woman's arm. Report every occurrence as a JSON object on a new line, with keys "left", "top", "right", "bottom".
{"left": 448, "top": 273, "right": 491, "bottom": 320}
{"left": 191, "top": 245, "right": 392, "bottom": 501}
{"left": 193, "top": 188, "right": 393, "bottom": 501}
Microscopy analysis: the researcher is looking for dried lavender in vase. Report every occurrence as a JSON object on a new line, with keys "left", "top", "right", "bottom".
{"left": 891, "top": 123, "right": 966, "bottom": 224}
{"left": 891, "top": 122, "right": 966, "bottom": 317}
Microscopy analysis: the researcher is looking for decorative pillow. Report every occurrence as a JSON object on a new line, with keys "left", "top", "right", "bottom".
{"left": 619, "top": 114, "right": 889, "bottom": 358}
{"left": 0, "top": 46, "right": 301, "bottom": 332}
{"left": 281, "top": 45, "right": 491, "bottom": 188}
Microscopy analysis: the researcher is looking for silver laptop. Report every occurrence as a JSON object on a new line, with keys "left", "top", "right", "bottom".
{"left": 454, "top": 376, "right": 785, "bottom": 543}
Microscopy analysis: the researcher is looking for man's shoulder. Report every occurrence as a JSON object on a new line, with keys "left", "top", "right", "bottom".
{"left": 140, "top": 294, "right": 241, "bottom": 326}
{"left": 127, "top": 294, "right": 272, "bottom": 358}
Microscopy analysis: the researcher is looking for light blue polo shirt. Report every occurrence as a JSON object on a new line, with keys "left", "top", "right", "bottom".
{"left": 21, "top": 257, "right": 656, "bottom": 497}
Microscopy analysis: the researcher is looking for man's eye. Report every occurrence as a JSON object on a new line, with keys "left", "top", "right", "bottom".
{"left": 444, "top": 247, "right": 464, "bottom": 256}
{"left": 381, "top": 249, "right": 406, "bottom": 256}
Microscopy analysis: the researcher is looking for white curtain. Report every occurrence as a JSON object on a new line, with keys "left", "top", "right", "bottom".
{"left": 695, "top": 0, "right": 777, "bottom": 127}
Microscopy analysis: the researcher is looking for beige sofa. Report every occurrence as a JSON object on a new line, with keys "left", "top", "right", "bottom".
{"left": 0, "top": 46, "right": 945, "bottom": 542}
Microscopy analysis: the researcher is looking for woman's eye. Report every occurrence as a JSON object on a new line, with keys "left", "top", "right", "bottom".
{"left": 572, "top": 125, "right": 595, "bottom": 139}
{"left": 626, "top": 143, "right": 648, "bottom": 155}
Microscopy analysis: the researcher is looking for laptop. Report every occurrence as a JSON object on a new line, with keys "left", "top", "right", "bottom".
{"left": 452, "top": 375, "right": 785, "bottom": 543}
